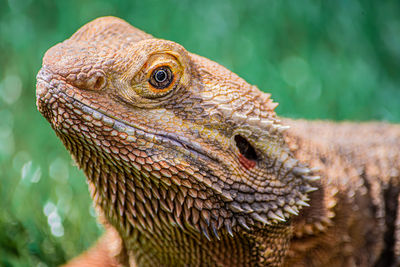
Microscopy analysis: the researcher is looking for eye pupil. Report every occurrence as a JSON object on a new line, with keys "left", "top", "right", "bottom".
{"left": 155, "top": 70, "right": 167, "bottom": 83}
{"left": 149, "top": 66, "right": 173, "bottom": 89}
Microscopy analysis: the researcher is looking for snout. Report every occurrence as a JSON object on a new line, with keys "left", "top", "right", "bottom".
{"left": 36, "top": 67, "right": 54, "bottom": 119}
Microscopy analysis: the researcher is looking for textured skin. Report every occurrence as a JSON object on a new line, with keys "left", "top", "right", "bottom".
{"left": 36, "top": 17, "right": 400, "bottom": 266}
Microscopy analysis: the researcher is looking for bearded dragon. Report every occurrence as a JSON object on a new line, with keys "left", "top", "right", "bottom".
{"left": 36, "top": 16, "right": 400, "bottom": 266}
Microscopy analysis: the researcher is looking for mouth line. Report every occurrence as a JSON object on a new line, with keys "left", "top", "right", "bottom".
{"left": 42, "top": 82, "right": 221, "bottom": 165}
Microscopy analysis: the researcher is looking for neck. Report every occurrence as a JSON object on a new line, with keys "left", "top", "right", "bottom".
{"left": 83, "top": 158, "right": 290, "bottom": 266}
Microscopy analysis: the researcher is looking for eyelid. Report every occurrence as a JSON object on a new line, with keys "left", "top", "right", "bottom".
{"left": 128, "top": 52, "right": 185, "bottom": 99}
{"left": 147, "top": 60, "right": 178, "bottom": 78}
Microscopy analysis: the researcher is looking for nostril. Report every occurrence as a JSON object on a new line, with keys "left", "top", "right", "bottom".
{"left": 234, "top": 135, "right": 258, "bottom": 161}
{"left": 93, "top": 75, "right": 106, "bottom": 90}
{"left": 83, "top": 71, "right": 106, "bottom": 90}
{"left": 67, "top": 71, "right": 107, "bottom": 91}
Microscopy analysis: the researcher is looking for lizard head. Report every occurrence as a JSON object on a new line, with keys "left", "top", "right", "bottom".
{"left": 36, "top": 16, "right": 318, "bottom": 239}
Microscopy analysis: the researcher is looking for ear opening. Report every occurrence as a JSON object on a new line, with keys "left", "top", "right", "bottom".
{"left": 234, "top": 135, "right": 258, "bottom": 161}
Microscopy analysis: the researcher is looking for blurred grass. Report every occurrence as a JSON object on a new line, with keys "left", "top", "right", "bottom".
{"left": 0, "top": 0, "right": 399, "bottom": 265}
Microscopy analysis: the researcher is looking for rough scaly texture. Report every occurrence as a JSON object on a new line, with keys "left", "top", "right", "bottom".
{"left": 36, "top": 17, "right": 400, "bottom": 266}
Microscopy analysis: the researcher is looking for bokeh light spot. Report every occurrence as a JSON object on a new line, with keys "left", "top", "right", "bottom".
{"left": 280, "top": 56, "right": 310, "bottom": 87}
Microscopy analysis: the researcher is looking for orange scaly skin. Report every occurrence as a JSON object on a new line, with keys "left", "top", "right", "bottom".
{"left": 36, "top": 17, "right": 400, "bottom": 266}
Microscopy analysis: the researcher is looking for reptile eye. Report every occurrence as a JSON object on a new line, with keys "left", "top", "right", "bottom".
{"left": 149, "top": 66, "right": 173, "bottom": 89}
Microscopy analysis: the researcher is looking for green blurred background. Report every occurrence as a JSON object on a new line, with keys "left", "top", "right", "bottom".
{"left": 1, "top": 0, "right": 399, "bottom": 266}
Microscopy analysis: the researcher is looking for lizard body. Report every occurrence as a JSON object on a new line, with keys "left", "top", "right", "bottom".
{"left": 36, "top": 17, "right": 400, "bottom": 266}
